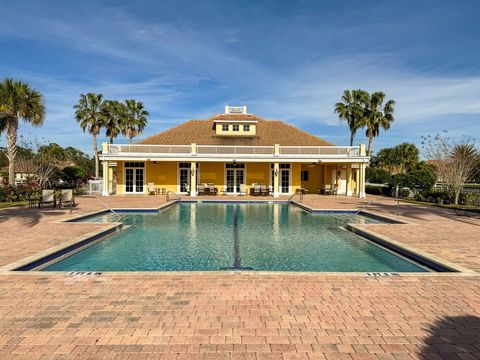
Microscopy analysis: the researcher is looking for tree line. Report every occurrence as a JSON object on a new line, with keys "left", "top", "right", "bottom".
{"left": 0, "top": 77, "right": 149, "bottom": 188}
{"left": 367, "top": 140, "right": 480, "bottom": 205}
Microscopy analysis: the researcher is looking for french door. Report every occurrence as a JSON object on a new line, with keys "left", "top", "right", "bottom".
{"left": 225, "top": 163, "right": 245, "bottom": 194}
{"left": 178, "top": 163, "right": 198, "bottom": 193}
{"left": 280, "top": 167, "right": 290, "bottom": 194}
{"left": 271, "top": 164, "right": 291, "bottom": 194}
{"left": 125, "top": 162, "right": 144, "bottom": 193}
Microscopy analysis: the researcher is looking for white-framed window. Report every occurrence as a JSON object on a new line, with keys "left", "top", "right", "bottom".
{"left": 243, "top": 124, "right": 250, "bottom": 131}
{"left": 232, "top": 124, "right": 240, "bottom": 131}
{"left": 222, "top": 124, "right": 229, "bottom": 131}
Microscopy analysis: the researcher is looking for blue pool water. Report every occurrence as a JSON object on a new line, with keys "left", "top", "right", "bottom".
{"left": 45, "top": 203, "right": 426, "bottom": 272}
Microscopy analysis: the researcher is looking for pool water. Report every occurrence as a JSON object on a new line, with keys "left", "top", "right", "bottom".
{"left": 45, "top": 203, "right": 426, "bottom": 272}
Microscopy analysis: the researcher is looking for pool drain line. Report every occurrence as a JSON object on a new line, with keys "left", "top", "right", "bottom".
{"left": 219, "top": 206, "right": 254, "bottom": 271}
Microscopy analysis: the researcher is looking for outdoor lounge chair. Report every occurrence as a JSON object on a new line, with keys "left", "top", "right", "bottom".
{"left": 59, "top": 189, "right": 75, "bottom": 208}
{"left": 207, "top": 183, "right": 217, "bottom": 195}
{"left": 251, "top": 184, "right": 260, "bottom": 196}
{"left": 320, "top": 184, "right": 337, "bottom": 195}
{"left": 39, "top": 189, "right": 55, "bottom": 208}
{"left": 197, "top": 184, "right": 205, "bottom": 195}
{"left": 147, "top": 182, "right": 156, "bottom": 195}
{"left": 260, "top": 184, "right": 269, "bottom": 196}
{"left": 239, "top": 184, "right": 247, "bottom": 196}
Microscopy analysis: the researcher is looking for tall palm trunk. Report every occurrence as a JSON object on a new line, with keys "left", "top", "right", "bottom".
{"left": 367, "top": 127, "right": 373, "bottom": 157}
{"left": 92, "top": 134, "right": 99, "bottom": 179}
{"left": 128, "top": 136, "right": 133, "bottom": 144}
{"left": 349, "top": 133, "right": 354, "bottom": 147}
{"left": 109, "top": 137, "right": 113, "bottom": 144}
{"left": 6, "top": 118, "right": 18, "bottom": 186}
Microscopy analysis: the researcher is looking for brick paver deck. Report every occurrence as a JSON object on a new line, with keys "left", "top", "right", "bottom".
{"left": 0, "top": 194, "right": 479, "bottom": 359}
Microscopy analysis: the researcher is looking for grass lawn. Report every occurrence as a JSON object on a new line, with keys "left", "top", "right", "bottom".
{"left": 0, "top": 201, "right": 28, "bottom": 209}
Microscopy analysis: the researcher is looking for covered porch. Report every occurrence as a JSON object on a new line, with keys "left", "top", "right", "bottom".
{"left": 102, "top": 160, "right": 366, "bottom": 198}
{"left": 100, "top": 143, "right": 368, "bottom": 198}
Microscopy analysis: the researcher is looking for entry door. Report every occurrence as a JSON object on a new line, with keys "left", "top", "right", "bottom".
{"left": 280, "top": 168, "right": 290, "bottom": 194}
{"left": 179, "top": 163, "right": 198, "bottom": 193}
{"left": 125, "top": 163, "right": 144, "bottom": 193}
{"left": 332, "top": 169, "right": 346, "bottom": 194}
{"left": 225, "top": 164, "right": 245, "bottom": 194}
{"left": 179, "top": 168, "right": 190, "bottom": 193}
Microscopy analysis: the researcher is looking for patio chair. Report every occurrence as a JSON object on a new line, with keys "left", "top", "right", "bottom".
{"left": 39, "top": 189, "right": 55, "bottom": 208}
{"left": 207, "top": 183, "right": 217, "bottom": 195}
{"left": 251, "top": 184, "right": 260, "bottom": 196}
{"left": 321, "top": 184, "right": 334, "bottom": 195}
{"left": 59, "top": 189, "right": 75, "bottom": 208}
{"left": 197, "top": 184, "right": 205, "bottom": 195}
{"left": 260, "top": 184, "right": 269, "bottom": 196}
{"left": 184, "top": 183, "right": 190, "bottom": 195}
{"left": 147, "top": 182, "right": 156, "bottom": 195}
{"left": 239, "top": 184, "right": 247, "bottom": 196}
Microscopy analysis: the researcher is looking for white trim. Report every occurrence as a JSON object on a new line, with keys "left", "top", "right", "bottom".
{"left": 213, "top": 120, "right": 258, "bottom": 124}
{"left": 102, "top": 155, "right": 369, "bottom": 163}
{"left": 123, "top": 162, "right": 146, "bottom": 194}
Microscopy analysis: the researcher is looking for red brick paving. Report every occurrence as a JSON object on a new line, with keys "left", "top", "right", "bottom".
{"left": 0, "top": 194, "right": 479, "bottom": 359}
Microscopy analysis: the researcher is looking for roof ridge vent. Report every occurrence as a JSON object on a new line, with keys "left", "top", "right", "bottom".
{"left": 225, "top": 105, "right": 247, "bottom": 114}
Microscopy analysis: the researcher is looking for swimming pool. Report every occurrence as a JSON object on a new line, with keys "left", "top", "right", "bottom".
{"left": 42, "top": 203, "right": 427, "bottom": 272}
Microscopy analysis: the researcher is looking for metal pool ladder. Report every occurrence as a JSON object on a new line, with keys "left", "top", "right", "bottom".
{"left": 166, "top": 191, "right": 181, "bottom": 202}
{"left": 93, "top": 195, "right": 123, "bottom": 220}
{"left": 288, "top": 190, "right": 304, "bottom": 202}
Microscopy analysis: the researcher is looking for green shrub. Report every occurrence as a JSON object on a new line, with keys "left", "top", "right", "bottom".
{"left": 458, "top": 192, "right": 480, "bottom": 206}
{"left": 366, "top": 167, "right": 392, "bottom": 184}
{"left": 366, "top": 185, "right": 382, "bottom": 195}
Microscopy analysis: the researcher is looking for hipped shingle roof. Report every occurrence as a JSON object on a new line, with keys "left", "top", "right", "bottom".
{"left": 139, "top": 113, "right": 333, "bottom": 146}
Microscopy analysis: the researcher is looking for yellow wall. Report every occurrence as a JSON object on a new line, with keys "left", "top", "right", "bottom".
{"left": 300, "top": 164, "right": 324, "bottom": 193}
{"left": 147, "top": 162, "right": 178, "bottom": 193}
{"left": 199, "top": 162, "right": 224, "bottom": 188}
{"left": 246, "top": 163, "right": 270, "bottom": 192}
{"left": 291, "top": 163, "right": 302, "bottom": 193}
{"left": 113, "top": 162, "right": 124, "bottom": 194}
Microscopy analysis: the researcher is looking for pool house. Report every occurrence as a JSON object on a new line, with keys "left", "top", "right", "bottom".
{"left": 100, "top": 106, "right": 369, "bottom": 197}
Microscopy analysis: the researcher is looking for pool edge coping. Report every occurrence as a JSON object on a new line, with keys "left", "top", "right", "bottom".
{"left": 346, "top": 224, "right": 475, "bottom": 274}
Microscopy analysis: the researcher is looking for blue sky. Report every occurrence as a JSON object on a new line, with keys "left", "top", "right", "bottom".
{"left": 1, "top": 0, "right": 479, "bottom": 155}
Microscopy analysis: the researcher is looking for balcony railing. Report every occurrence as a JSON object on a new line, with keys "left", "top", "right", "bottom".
{"left": 106, "top": 144, "right": 363, "bottom": 158}
{"left": 279, "top": 146, "right": 360, "bottom": 157}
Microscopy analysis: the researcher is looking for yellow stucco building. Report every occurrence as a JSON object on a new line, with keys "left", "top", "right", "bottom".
{"left": 100, "top": 106, "right": 368, "bottom": 197}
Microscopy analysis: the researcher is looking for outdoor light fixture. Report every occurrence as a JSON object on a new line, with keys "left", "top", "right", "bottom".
{"left": 274, "top": 169, "right": 278, "bottom": 177}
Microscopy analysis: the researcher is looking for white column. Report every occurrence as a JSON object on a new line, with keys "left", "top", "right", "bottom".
{"left": 273, "top": 163, "right": 280, "bottom": 197}
{"left": 190, "top": 162, "right": 197, "bottom": 197}
{"left": 102, "top": 161, "right": 109, "bottom": 196}
{"left": 359, "top": 163, "right": 366, "bottom": 198}
{"left": 355, "top": 166, "right": 360, "bottom": 196}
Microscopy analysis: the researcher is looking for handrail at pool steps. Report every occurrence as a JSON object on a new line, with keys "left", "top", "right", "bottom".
{"left": 166, "top": 191, "right": 181, "bottom": 202}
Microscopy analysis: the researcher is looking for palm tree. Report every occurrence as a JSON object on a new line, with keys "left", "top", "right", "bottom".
{"left": 101, "top": 100, "right": 127, "bottom": 144}
{"left": 0, "top": 78, "right": 45, "bottom": 186}
{"left": 123, "top": 99, "right": 149, "bottom": 144}
{"left": 74, "top": 93, "right": 104, "bottom": 179}
{"left": 334, "top": 89, "right": 366, "bottom": 146}
{"left": 361, "top": 91, "right": 395, "bottom": 156}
